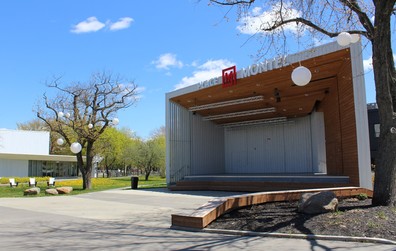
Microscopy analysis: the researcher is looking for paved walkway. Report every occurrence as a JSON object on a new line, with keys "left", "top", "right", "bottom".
{"left": 0, "top": 188, "right": 395, "bottom": 251}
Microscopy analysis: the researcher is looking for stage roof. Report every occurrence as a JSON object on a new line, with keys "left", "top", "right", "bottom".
{"left": 170, "top": 48, "right": 352, "bottom": 125}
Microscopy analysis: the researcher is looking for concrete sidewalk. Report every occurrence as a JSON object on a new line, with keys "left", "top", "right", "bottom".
{"left": 0, "top": 188, "right": 394, "bottom": 250}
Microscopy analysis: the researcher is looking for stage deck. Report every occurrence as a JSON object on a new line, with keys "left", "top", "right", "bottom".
{"left": 170, "top": 173, "right": 350, "bottom": 192}
{"left": 183, "top": 173, "right": 349, "bottom": 183}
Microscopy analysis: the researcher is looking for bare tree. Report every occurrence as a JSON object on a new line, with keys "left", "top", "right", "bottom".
{"left": 37, "top": 72, "right": 138, "bottom": 189}
{"left": 210, "top": 0, "right": 395, "bottom": 206}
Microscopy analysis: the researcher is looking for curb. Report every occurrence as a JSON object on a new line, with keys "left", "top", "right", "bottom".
{"left": 171, "top": 226, "right": 396, "bottom": 246}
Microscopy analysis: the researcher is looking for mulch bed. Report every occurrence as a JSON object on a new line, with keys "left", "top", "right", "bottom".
{"left": 207, "top": 198, "right": 396, "bottom": 241}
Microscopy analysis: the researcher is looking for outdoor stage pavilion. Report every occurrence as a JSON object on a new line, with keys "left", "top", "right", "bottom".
{"left": 165, "top": 41, "right": 371, "bottom": 192}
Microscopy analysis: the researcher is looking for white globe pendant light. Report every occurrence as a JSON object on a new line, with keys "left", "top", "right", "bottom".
{"left": 88, "top": 123, "right": 93, "bottom": 129}
{"left": 65, "top": 112, "right": 71, "bottom": 118}
{"left": 56, "top": 138, "right": 64, "bottom": 146}
{"left": 70, "top": 142, "right": 82, "bottom": 154}
{"left": 58, "top": 111, "right": 64, "bottom": 118}
{"left": 337, "top": 32, "right": 351, "bottom": 46}
{"left": 350, "top": 34, "right": 360, "bottom": 43}
{"left": 291, "top": 66, "right": 312, "bottom": 86}
{"left": 112, "top": 118, "right": 119, "bottom": 125}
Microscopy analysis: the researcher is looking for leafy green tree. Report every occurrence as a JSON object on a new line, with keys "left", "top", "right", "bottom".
{"left": 95, "top": 127, "right": 126, "bottom": 177}
{"left": 151, "top": 127, "right": 166, "bottom": 178}
{"left": 120, "top": 136, "right": 140, "bottom": 175}
{"left": 37, "top": 72, "right": 138, "bottom": 189}
{"left": 132, "top": 127, "right": 166, "bottom": 180}
{"left": 95, "top": 127, "right": 140, "bottom": 177}
{"left": 17, "top": 119, "right": 46, "bottom": 131}
{"left": 210, "top": 0, "right": 396, "bottom": 206}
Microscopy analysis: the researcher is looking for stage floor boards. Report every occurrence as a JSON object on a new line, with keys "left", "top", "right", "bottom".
{"left": 170, "top": 173, "right": 350, "bottom": 192}
{"left": 183, "top": 173, "right": 349, "bottom": 183}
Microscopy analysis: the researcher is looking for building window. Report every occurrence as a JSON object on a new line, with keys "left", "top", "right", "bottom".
{"left": 29, "top": 160, "right": 77, "bottom": 177}
{"left": 374, "top": 124, "right": 380, "bottom": 137}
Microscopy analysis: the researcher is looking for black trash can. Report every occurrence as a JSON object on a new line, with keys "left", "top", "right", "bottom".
{"left": 131, "top": 176, "right": 139, "bottom": 189}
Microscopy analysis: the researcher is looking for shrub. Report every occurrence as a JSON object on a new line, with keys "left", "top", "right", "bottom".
{"left": 356, "top": 193, "right": 368, "bottom": 200}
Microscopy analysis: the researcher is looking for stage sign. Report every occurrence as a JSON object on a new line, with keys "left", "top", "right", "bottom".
{"left": 222, "top": 66, "right": 237, "bottom": 88}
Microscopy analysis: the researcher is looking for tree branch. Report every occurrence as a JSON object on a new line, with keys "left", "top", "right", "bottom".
{"left": 263, "top": 17, "right": 369, "bottom": 38}
{"left": 210, "top": 0, "right": 254, "bottom": 5}
{"left": 338, "top": 0, "right": 375, "bottom": 39}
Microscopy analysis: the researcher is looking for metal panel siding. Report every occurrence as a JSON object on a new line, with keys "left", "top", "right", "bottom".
{"left": 225, "top": 127, "right": 247, "bottom": 173}
{"left": 191, "top": 115, "right": 225, "bottom": 175}
{"left": 225, "top": 116, "right": 313, "bottom": 174}
{"left": 284, "top": 117, "right": 313, "bottom": 173}
{"left": 247, "top": 126, "right": 264, "bottom": 172}
{"left": 167, "top": 101, "right": 192, "bottom": 183}
{"left": 310, "top": 111, "right": 327, "bottom": 173}
{"left": 246, "top": 124, "right": 285, "bottom": 173}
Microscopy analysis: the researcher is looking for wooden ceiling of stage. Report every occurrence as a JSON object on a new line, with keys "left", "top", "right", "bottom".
{"left": 170, "top": 49, "right": 352, "bottom": 125}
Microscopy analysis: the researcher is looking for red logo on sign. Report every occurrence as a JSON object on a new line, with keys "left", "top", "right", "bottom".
{"left": 222, "top": 66, "right": 237, "bottom": 88}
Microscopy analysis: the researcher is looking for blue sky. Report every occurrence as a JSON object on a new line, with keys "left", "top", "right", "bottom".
{"left": 0, "top": 1, "right": 377, "bottom": 139}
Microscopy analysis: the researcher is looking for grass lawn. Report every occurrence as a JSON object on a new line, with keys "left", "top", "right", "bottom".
{"left": 0, "top": 176, "right": 166, "bottom": 198}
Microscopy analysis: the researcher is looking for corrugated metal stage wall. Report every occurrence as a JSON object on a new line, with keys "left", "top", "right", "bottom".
{"left": 225, "top": 116, "right": 314, "bottom": 174}
{"left": 168, "top": 102, "right": 326, "bottom": 182}
{"left": 167, "top": 101, "right": 226, "bottom": 182}
{"left": 191, "top": 114, "right": 225, "bottom": 175}
{"left": 168, "top": 102, "right": 192, "bottom": 183}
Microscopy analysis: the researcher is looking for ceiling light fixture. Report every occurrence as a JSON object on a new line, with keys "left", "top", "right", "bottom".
{"left": 223, "top": 117, "right": 288, "bottom": 128}
{"left": 189, "top": 95, "right": 263, "bottom": 111}
{"left": 203, "top": 107, "right": 276, "bottom": 121}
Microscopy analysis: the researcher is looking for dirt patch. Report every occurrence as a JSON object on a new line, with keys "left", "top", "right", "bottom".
{"left": 207, "top": 198, "right": 396, "bottom": 241}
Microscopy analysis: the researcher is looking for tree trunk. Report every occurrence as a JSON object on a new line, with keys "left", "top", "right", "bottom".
{"left": 371, "top": 1, "right": 396, "bottom": 206}
{"left": 145, "top": 171, "right": 151, "bottom": 181}
{"left": 82, "top": 169, "right": 92, "bottom": 189}
{"left": 81, "top": 141, "right": 94, "bottom": 190}
{"left": 106, "top": 165, "right": 110, "bottom": 178}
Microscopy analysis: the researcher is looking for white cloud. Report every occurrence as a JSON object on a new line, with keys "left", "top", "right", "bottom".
{"left": 363, "top": 57, "right": 373, "bottom": 72}
{"left": 71, "top": 16, "right": 134, "bottom": 34}
{"left": 175, "top": 59, "right": 235, "bottom": 90}
{"left": 152, "top": 53, "right": 183, "bottom": 70}
{"left": 71, "top": 17, "right": 105, "bottom": 34}
{"left": 237, "top": 2, "right": 301, "bottom": 35}
{"left": 109, "top": 17, "right": 134, "bottom": 31}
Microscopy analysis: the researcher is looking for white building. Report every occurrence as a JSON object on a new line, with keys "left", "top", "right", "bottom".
{"left": 0, "top": 129, "right": 78, "bottom": 177}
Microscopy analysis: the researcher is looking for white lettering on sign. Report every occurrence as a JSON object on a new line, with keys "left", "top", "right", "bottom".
{"left": 239, "top": 56, "right": 287, "bottom": 79}
{"left": 197, "top": 55, "right": 288, "bottom": 89}
{"left": 198, "top": 76, "right": 222, "bottom": 89}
